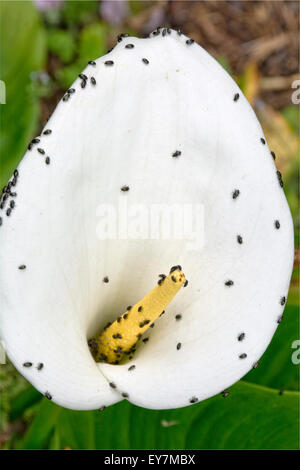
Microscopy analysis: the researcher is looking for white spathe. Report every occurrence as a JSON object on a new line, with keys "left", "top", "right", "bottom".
{"left": 0, "top": 30, "right": 294, "bottom": 410}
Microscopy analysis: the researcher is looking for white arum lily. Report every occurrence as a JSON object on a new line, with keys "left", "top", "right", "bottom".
{"left": 0, "top": 29, "right": 294, "bottom": 411}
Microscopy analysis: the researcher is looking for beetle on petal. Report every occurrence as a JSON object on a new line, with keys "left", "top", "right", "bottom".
{"left": 0, "top": 30, "right": 294, "bottom": 411}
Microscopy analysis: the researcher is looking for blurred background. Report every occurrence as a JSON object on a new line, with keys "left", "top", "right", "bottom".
{"left": 0, "top": 0, "right": 299, "bottom": 450}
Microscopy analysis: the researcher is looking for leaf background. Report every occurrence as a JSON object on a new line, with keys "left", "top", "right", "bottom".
{"left": 0, "top": 0, "right": 46, "bottom": 188}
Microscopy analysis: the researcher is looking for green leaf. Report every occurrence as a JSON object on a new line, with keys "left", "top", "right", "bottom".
{"left": 18, "top": 398, "right": 61, "bottom": 450}
{"left": 78, "top": 22, "right": 108, "bottom": 62}
{"left": 55, "top": 62, "right": 84, "bottom": 89}
{"left": 282, "top": 105, "right": 300, "bottom": 134}
{"left": 0, "top": 0, "right": 46, "bottom": 188}
{"left": 47, "top": 28, "right": 76, "bottom": 64}
{"left": 56, "top": 409, "right": 96, "bottom": 450}
{"left": 9, "top": 385, "right": 42, "bottom": 422}
{"left": 48, "top": 428, "right": 61, "bottom": 450}
{"left": 0, "top": 361, "right": 29, "bottom": 434}
{"left": 28, "top": 381, "right": 298, "bottom": 450}
{"left": 184, "top": 382, "right": 299, "bottom": 449}
{"left": 244, "top": 304, "right": 300, "bottom": 391}
{"left": 55, "top": 22, "right": 108, "bottom": 89}
{"left": 62, "top": 0, "right": 99, "bottom": 28}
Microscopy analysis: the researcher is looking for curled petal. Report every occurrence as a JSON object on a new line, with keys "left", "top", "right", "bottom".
{"left": 0, "top": 30, "right": 293, "bottom": 410}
